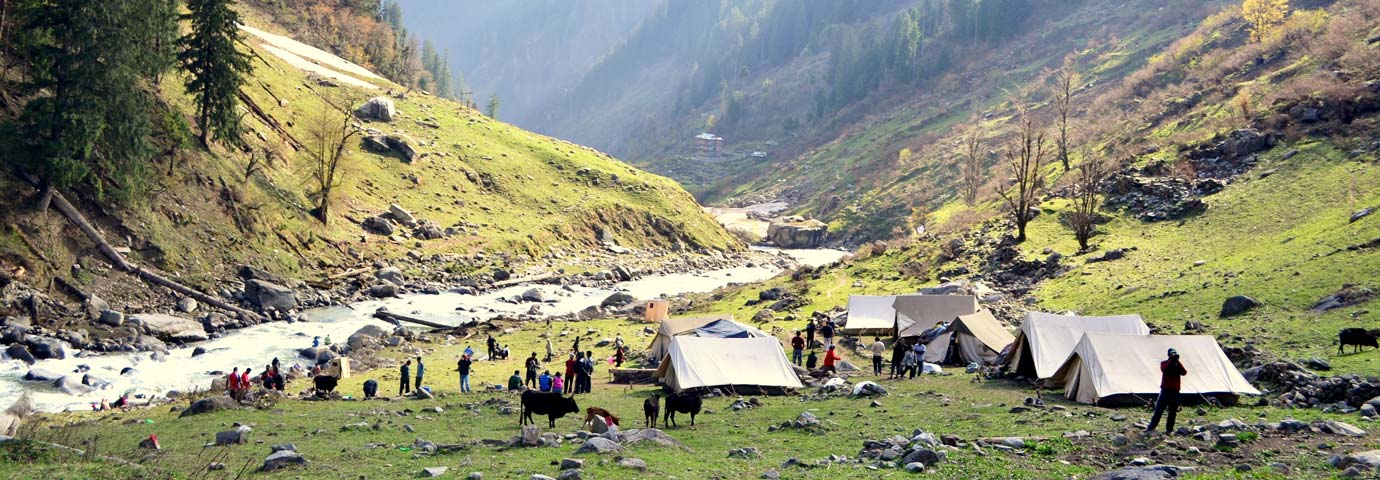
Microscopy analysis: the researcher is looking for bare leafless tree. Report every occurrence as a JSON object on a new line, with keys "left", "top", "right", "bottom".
{"left": 1053, "top": 63, "right": 1080, "bottom": 172}
{"left": 1064, "top": 155, "right": 1109, "bottom": 251}
{"left": 994, "top": 98, "right": 1048, "bottom": 243}
{"left": 961, "top": 125, "right": 984, "bottom": 206}
{"left": 305, "top": 94, "right": 358, "bottom": 223}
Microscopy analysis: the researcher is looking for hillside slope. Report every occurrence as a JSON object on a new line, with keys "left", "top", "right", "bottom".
{"left": 0, "top": 5, "right": 738, "bottom": 333}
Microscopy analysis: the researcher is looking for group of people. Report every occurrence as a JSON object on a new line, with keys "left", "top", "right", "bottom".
{"left": 485, "top": 335, "right": 511, "bottom": 361}
{"left": 225, "top": 358, "right": 289, "bottom": 399}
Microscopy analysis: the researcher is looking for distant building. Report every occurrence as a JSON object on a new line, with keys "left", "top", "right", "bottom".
{"left": 695, "top": 133, "right": 724, "bottom": 157}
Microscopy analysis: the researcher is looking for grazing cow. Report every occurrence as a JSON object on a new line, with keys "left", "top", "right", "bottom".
{"left": 1338, "top": 328, "right": 1380, "bottom": 354}
{"left": 584, "top": 407, "right": 620, "bottom": 431}
{"left": 520, "top": 390, "right": 579, "bottom": 428}
{"left": 313, "top": 375, "right": 338, "bottom": 397}
{"left": 662, "top": 391, "right": 702, "bottom": 428}
{"left": 643, "top": 393, "right": 660, "bottom": 428}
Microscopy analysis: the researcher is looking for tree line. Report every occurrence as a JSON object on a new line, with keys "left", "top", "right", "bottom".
{"left": 2, "top": 0, "right": 252, "bottom": 203}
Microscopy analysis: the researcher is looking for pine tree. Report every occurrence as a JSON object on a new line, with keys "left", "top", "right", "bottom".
{"left": 486, "top": 94, "right": 500, "bottom": 119}
{"left": 1242, "top": 0, "right": 1289, "bottom": 43}
{"left": 9, "top": 0, "right": 160, "bottom": 201}
{"left": 179, "top": 0, "right": 253, "bottom": 147}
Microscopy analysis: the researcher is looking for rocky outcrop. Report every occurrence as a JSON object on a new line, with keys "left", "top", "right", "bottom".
{"left": 766, "top": 217, "right": 828, "bottom": 248}
{"left": 129, "top": 314, "right": 208, "bottom": 343}
{"left": 245, "top": 279, "right": 297, "bottom": 312}
{"left": 356, "top": 96, "right": 396, "bottom": 122}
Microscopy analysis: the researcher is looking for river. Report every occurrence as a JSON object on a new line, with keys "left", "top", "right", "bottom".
{"left": 0, "top": 248, "right": 846, "bottom": 413}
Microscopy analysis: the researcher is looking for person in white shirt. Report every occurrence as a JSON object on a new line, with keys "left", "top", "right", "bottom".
{"left": 869, "top": 338, "right": 887, "bottom": 375}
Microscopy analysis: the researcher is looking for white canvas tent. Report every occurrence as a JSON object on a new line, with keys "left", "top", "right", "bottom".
{"left": 653, "top": 336, "right": 803, "bottom": 393}
{"left": 931, "top": 310, "right": 1015, "bottom": 365}
{"left": 892, "top": 295, "right": 979, "bottom": 339}
{"left": 841, "top": 295, "right": 902, "bottom": 336}
{"left": 1005, "top": 312, "right": 1150, "bottom": 380}
{"left": 645, "top": 314, "right": 733, "bottom": 363}
{"left": 1052, "top": 333, "right": 1261, "bottom": 405}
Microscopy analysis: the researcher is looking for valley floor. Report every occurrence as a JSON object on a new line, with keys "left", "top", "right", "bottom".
{"left": 7, "top": 316, "right": 1377, "bottom": 479}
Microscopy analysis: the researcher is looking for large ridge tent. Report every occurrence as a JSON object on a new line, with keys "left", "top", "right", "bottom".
{"left": 645, "top": 314, "right": 733, "bottom": 363}
{"left": 892, "top": 295, "right": 979, "bottom": 363}
{"left": 653, "top": 336, "right": 803, "bottom": 393}
{"left": 931, "top": 310, "right": 1015, "bottom": 365}
{"left": 692, "top": 318, "right": 771, "bottom": 339}
{"left": 1052, "top": 333, "right": 1261, "bottom": 405}
{"left": 1004, "top": 312, "right": 1150, "bottom": 380}
{"left": 841, "top": 295, "right": 902, "bottom": 336}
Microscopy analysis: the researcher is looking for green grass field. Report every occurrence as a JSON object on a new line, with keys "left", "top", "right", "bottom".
{"left": 10, "top": 314, "right": 1374, "bottom": 479}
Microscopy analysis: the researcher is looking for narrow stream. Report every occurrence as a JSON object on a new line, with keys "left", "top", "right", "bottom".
{"left": 0, "top": 248, "right": 846, "bottom": 412}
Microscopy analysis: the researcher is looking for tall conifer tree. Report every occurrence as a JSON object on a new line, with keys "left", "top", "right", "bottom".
{"left": 179, "top": 0, "right": 252, "bottom": 147}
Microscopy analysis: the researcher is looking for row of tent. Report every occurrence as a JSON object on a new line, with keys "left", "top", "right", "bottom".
{"left": 844, "top": 295, "right": 1260, "bottom": 405}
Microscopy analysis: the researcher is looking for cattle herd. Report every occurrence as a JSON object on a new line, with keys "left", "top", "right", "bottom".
{"left": 517, "top": 389, "right": 705, "bottom": 430}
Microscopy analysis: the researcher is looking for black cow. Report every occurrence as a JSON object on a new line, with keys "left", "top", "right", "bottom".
{"left": 313, "top": 375, "right": 338, "bottom": 397}
{"left": 662, "top": 391, "right": 701, "bottom": 428}
{"left": 362, "top": 379, "right": 378, "bottom": 398}
{"left": 1338, "top": 328, "right": 1380, "bottom": 354}
{"left": 520, "top": 390, "right": 579, "bottom": 428}
{"left": 643, "top": 393, "right": 660, "bottom": 428}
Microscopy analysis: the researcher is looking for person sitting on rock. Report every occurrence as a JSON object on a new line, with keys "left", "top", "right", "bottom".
{"left": 538, "top": 371, "right": 553, "bottom": 392}
{"left": 805, "top": 349, "right": 818, "bottom": 369}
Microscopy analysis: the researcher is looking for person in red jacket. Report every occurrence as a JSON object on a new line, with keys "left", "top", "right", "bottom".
{"left": 1146, "top": 348, "right": 1188, "bottom": 434}
{"left": 226, "top": 367, "right": 241, "bottom": 399}
{"left": 821, "top": 345, "right": 842, "bottom": 374}
{"left": 241, "top": 368, "right": 253, "bottom": 394}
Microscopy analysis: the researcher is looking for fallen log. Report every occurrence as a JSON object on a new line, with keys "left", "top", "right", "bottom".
{"left": 372, "top": 308, "right": 451, "bottom": 329}
{"left": 39, "top": 186, "right": 264, "bottom": 323}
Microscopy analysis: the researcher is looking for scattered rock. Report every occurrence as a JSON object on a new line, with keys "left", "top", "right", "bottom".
{"left": 423, "top": 466, "right": 448, "bottom": 477}
{"left": 617, "top": 458, "right": 648, "bottom": 472}
{"left": 261, "top": 449, "right": 308, "bottom": 472}
{"left": 1219, "top": 295, "right": 1261, "bottom": 317}
{"left": 576, "top": 437, "right": 624, "bottom": 454}
{"left": 181, "top": 396, "right": 239, "bottom": 418}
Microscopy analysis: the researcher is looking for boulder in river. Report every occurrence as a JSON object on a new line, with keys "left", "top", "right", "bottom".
{"left": 128, "top": 314, "right": 208, "bottom": 342}
{"left": 24, "top": 367, "right": 64, "bottom": 382}
{"left": 245, "top": 280, "right": 297, "bottom": 312}
{"left": 369, "top": 283, "right": 399, "bottom": 298}
{"left": 521, "top": 288, "right": 548, "bottom": 303}
{"left": 26, "top": 336, "right": 71, "bottom": 360}
{"left": 53, "top": 375, "right": 95, "bottom": 396}
{"left": 766, "top": 217, "right": 828, "bottom": 248}
{"left": 6, "top": 344, "right": 36, "bottom": 365}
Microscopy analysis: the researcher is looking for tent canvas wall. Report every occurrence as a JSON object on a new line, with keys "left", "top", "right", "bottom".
{"left": 645, "top": 314, "right": 733, "bottom": 363}
{"left": 930, "top": 310, "right": 1015, "bottom": 365}
{"left": 653, "top": 336, "right": 803, "bottom": 393}
{"left": 892, "top": 295, "right": 979, "bottom": 339}
{"left": 643, "top": 300, "right": 670, "bottom": 322}
{"left": 1052, "top": 333, "right": 1261, "bottom": 405}
{"left": 841, "top": 295, "right": 901, "bottom": 336}
{"left": 692, "top": 318, "right": 770, "bottom": 339}
{"left": 1005, "top": 312, "right": 1150, "bottom": 380}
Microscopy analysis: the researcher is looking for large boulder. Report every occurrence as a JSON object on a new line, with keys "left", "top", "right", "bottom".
{"left": 1219, "top": 295, "right": 1261, "bottom": 318}
{"left": 521, "top": 288, "right": 548, "bottom": 303}
{"left": 24, "top": 367, "right": 64, "bottom": 382}
{"left": 369, "top": 283, "right": 399, "bottom": 298}
{"left": 1092, "top": 466, "right": 1186, "bottom": 480}
{"left": 180, "top": 396, "right": 239, "bottom": 418}
{"left": 601, "top": 292, "right": 635, "bottom": 309}
{"left": 356, "top": 96, "right": 396, "bottom": 122}
{"left": 53, "top": 376, "right": 95, "bottom": 396}
{"left": 129, "top": 314, "right": 208, "bottom": 342}
{"left": 361, "top": 216, "right": 395, "bottom": 235}
{"left": 215, "top": 428, "right": 250, "bottom": 446}
{"left": 386, "top": 134, "right": 420, "bottom": 162}
{"left": 5, "top": 344, "right": 36, "bottom": 365}
{"left": 245, "top": 280, "right": 298, "bottom": 312}
{"left": 98, "top": 310, "right": 125, "bottom": 327}
{"left": 26, "top": 336, "right": 71, "bottom": 360}
{"left": 576, "top": 437, "right": 625, "bottom": 454}
{"left": 376, "top": 266, "right": 405, "bottom": 285}
{"left": 261, "top": 449, "right": 308, "bottom": 471}
{"left": 1223, "top": 129, "right": 1270, "bottom": 158}
{"left": 385, "top": 204, "right": 417, "bottom": 227}
{"left": 766, "top": 217, "right": 828, "bottom": 248}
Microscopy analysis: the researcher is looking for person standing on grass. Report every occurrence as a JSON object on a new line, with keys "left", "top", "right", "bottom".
{"left": 912, "top": 341, "right": 927, "bottom": 369}
{"left": 614, "top": 334, "right": 624, "bottom": 352}
{"left": 889, "top": 339, "right": 907, "bottom": 379}
{"left": 614, "top": 346, "right": 625, "bottom": 368}
{"left": 545, "top": 338, "right": 555, "bottom": 362}
{"left": 565, "top": 353, "right": 577, "bottom": 382}
{"left": 869, "top": 337, "right": 887, "bottom": 376}
{"left": 456, "top": 355, "right": 474, "bottom": 393}
{"left": 1146, "top": 348, "right": 1188, "bottom": 434}
{"left": 805, "top": 319, "right": 816, "bottom": 348}
{"left": 508, "top": 370, "right": 523, "bottom": 391}
{"left": 821, "top": 320, "right": 836, "bottom": 350}
{"left": 399, "top": 360, "right": 412, "bottom": 395}
{"left": 486, "top": 335, "right": 497, "bottom": 361}
{"left": 790, "top": 331, "right": 805, "bottom": 366}
{"left": 414, "top": 356, "right": 426, "bottom": 391}
{"left": 525, "top": 352, "right": 540, "bottom": 388}
{"left": 227, "top": 367, "right": 241, "bottom": 399}
{"left": 580, "top": 350, "right": 596, "bottom": 394}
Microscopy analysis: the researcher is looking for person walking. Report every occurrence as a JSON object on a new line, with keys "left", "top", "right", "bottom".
{"left": 869, "top": 337, "right": 886, "bottom": 375}
{"left": 456, "top": 355, "right": 474, "bottom": 393}
{"left": 399, "top": 360, "right": 412, "bottom": 395}
{"left": 821, "top": 345, "right": 842, "bottom": 375}
{"left": 525, "top": 353, "right": 540, "bottom": 388}
{"left": 790, "top": 331, "right": 805, "bottom": 366}
{"left": 889, "top": 340, "right": 907, "bottom": 379}
{"left": 414, "top": 356, "right": 426, "bottom": 391}
{"left": 1146, "top": 348, "right": 1188, "bottom": 434}
{"left": 821, "top": 320, "right": 836, "bottom": 350}
{"left": 572, "top": 336, "right": 581, "bottom": 355}
{"left": 805, "top": 319, "right": 816, "bottom": 349}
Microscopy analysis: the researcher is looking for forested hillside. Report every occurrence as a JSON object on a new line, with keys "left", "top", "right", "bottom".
{"left": 0, "top": 0, "right": 736, "bottom": 314}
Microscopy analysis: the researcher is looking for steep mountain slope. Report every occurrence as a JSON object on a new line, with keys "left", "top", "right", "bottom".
{"left": 0, "top": 4, "right": 738, "bottom": 322}
{"left": 693, "top": 0, "right": 1380, "bottom": 375}
{"left": 396, "top": 0, "right": 657, "bottom": 123}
